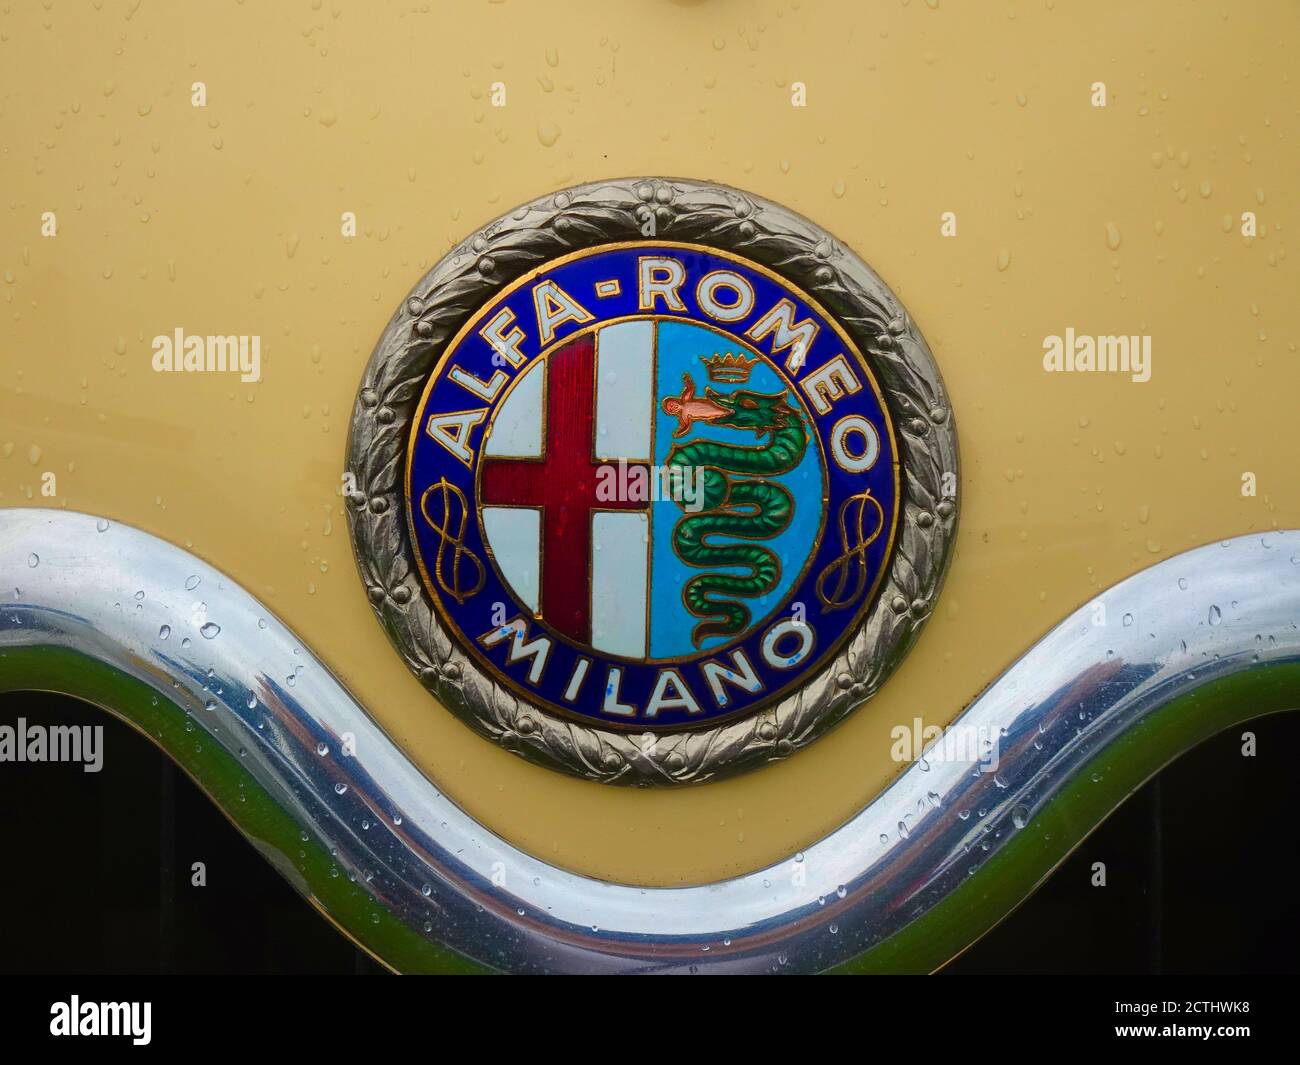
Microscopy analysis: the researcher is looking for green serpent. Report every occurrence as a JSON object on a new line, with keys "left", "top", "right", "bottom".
{"left": 663, "top": 383, "right": 809, "bottom": 648}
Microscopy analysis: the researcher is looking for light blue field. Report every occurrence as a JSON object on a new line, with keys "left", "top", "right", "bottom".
{"left": 648, "top": 320, "right": 823, "bottom": 658}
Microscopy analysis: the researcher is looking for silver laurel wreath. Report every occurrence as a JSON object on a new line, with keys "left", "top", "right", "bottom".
{"left": 344, "top": 177, "right": 959, "bottom": 785}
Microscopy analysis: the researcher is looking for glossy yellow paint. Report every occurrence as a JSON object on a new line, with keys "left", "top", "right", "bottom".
{"left": 1, "top": 1, "right": 1296, "bottom": 886}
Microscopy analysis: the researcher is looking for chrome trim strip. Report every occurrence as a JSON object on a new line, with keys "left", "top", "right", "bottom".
{"left": 2, "top": 508, "right": 1297, "bottom": 973}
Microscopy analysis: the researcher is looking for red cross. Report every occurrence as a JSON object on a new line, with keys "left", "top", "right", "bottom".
{"left": 480, "top": 332, "right": 649, "bottom": 644}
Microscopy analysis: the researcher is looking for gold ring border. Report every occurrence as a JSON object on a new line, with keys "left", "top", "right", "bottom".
{"left": 402, "top": 240, "right": 901, "bottom": 734}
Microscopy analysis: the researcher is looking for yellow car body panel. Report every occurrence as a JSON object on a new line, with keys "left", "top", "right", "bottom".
{"left": 1, "top": 0, "right": 1296, "bottom": 888}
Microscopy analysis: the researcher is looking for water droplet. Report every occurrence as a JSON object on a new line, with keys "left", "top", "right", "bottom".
{"left": 26, "top": 553, "right": 38, "bottom": 568}
{"left": 185, "top": 575, "right": 201, "bottom": 591}
{"left": 1011, "top": 804, "right": 1030, "bottom": 829}
{"left": 95, "top": 518, "right": 110, "bottom": 533}
{"left": 158, "top": 624, "right": 170, "bottom": 640}
{"left": 1209, "top": 605, "right": 1222, "bottom": 626}
{"left": 199, "top": 622, "right": 221, "bottom": 639}
{"left": 333, "top": 782, "right": 347, "bottom": 795}
{"left": 316, "top": 742, "right": 329, "bottom": 756}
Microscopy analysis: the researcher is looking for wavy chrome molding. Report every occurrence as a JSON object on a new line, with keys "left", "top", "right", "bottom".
{"left": 1, "top": 508, "right": 1298, "bottom": 973}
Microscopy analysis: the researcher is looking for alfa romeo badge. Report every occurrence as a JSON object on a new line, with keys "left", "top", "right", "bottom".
{"left": 346, "top": 178, "right": 958, "bottom": 785}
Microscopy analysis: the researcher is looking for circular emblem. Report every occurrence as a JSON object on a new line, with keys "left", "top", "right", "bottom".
{"left": 347, "top": 178, "right": 957, "bottom": 785}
